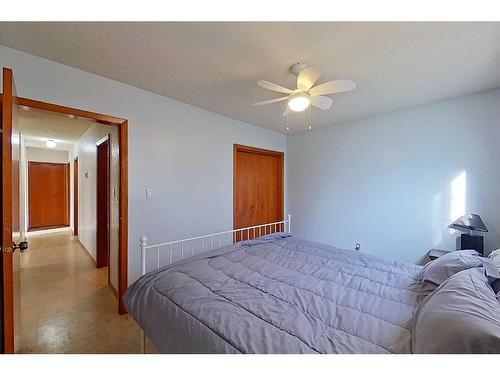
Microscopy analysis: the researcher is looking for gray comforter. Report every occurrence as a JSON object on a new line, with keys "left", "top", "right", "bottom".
{"left": 124, "top": 234, "right": 422, "bottom": 353}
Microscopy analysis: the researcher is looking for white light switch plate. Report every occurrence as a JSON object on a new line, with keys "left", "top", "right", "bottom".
{"left": 146, "top": 188, "right": 154, "bottom": 199}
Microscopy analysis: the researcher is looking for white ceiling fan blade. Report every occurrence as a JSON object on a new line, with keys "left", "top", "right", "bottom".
{"left": 252, "top": 96, "right": 289, "bottom": 106}
{"left": 310, "top": 96, "right": 333, "bottom": 110}
{"left": 297, "top": 66, "right": 324, "bottom": 91}
{"left": 309, "top": 79, "right": 356, "bottom": 97}
{"left": 257, "top": 80, "right": 293, "bottom": 94}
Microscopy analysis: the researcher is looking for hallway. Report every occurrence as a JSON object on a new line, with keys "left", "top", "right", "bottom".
{"left": 20, "top": 230, "right": 140, "bottom": 353}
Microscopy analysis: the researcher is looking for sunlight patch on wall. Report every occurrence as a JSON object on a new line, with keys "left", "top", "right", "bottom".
{"left": 450, "top": 171, "right": 467, "bottom": 223}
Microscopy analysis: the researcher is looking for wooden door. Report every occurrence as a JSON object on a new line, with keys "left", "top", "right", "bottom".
{"left": 233, "top": 144, "right": 284, "bottom": 241}
{"left": 73, "top": 157, "right": 78, "bottom": 236}
{"left": 2, "top": 67, "right": 22, "bottom": 353}
{"left": 96, "top": 138, "right": 110, "bottom": 269}
{"left": 28, "top": 161, "right": 70, "bottom": 231}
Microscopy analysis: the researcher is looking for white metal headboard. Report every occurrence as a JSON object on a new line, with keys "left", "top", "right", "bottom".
{"left": 140, "top": 214, "right": 291, "bottom": 276}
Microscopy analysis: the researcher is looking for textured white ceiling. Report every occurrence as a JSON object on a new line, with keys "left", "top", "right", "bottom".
{"left": 1, "top": 22, "right": 499, "bottom": 133}
{"left": 20, "top": 107, "right": 94, "bottom": 150}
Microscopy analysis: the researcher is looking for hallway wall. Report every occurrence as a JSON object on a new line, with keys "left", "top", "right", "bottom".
{"left": 72, "top": 124, "right": 119, "bottom": 292}
{"left": 26, "top": 147, "right": 69, "bottom": 163}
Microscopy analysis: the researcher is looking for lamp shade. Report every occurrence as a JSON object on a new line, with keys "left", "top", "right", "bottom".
{"left": 449, "top": 214, "right": 488, "bottom": 232}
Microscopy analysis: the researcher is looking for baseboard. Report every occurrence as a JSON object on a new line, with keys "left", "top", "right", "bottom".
{"left": 108, "top": 283, "right": 118, "bottom": 299}
{"left": 76, "top": 239, "right": 97, "bottom": 266}
{"left": 77, "top": 240, "right": 118, "bottom": 301}
{"left": 28, "top": 224, "right": 70, "bottom": 232}
{"left": 26, "top": 227, "right": 72, "bottom": 237}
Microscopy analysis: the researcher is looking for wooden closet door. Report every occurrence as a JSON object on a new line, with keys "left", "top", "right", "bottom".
{"left": 233, "top": 144, "right": 284, "bottom": 240}
{"left": 234, "top": 151, "right": 259, "bottom": 230}
{"left": 256, "top": 154, "right": 279, "bottom": 225}
{"left": 28, "top": 161, "right": 69, "bottom": 230}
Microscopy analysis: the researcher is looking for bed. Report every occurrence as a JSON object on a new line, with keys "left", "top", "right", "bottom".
{"left": 125, "top": 217, "right": 424, "bottom": 354}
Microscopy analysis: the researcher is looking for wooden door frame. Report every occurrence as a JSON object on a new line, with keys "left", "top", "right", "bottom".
{"left": 0, "top": 94, "right": 129, "bottom": 315}
{"left": 1, "top": 68, "right": 15, "bottom": 353}
{"left": 73, "top": 157, "right": 78, "bottom": 236}
{"left": 233, "top": 144, "right": 284, "bottom": 230}
{"left": 27, "top": 161, "right": 70, "bottom": 231}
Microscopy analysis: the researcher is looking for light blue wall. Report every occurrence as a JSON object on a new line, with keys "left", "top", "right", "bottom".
{"left": 0, "top": 46, "right": 287, "bottom": 284}
{"left": 3, "top": 44, "right": 499, "bottom": 272}
{"left": 287, "top": 89, "right": 500, "bottom": 264}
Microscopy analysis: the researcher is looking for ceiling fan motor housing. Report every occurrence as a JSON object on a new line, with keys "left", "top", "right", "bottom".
{"left": 290, "top": 62, "right": 308, "bottom": 76}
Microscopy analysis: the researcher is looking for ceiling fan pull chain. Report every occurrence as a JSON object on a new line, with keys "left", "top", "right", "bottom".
{"left": 286, "top": 109, "right": 289, "bottom": 131}
{"left": 308, "top": 105, "right": 312, "bottom": 131}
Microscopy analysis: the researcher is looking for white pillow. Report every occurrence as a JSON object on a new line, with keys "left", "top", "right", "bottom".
{"left": 489, "top": 249, "right": 500, "bottom": 268}
{"left": 411, "top": 268, "right": 500, "bottom": 353}
{"left": 418, "top": 250, "right": 483, "bottom": 297}
{"left": 489, "top": 250, "right": 500, "bottom": 297}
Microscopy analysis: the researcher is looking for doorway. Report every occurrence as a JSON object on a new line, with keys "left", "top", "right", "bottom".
{"left": 96, "top": 137, "right": 110, "bottom": 270}
{"left": 1, "top": 67, "right": 129, "bottom": 353}
{"left": 233, "top": 144, "right": 284, "bottom": 240}
{"left": 14, "top": 97, "right": 129, "bottom": 316}
{"left": 73, "top": 157, "right": 78, "bottom": 236}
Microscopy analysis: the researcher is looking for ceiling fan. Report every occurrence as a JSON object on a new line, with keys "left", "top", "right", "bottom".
{"left": 253, "top": 63, "right": 355, "bottom": 116}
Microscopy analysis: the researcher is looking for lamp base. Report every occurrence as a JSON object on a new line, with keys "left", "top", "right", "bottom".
{"left": 460, "top": 234, "right": 484, "bottom": 255}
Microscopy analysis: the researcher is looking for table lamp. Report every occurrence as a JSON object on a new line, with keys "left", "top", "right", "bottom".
{"left": 449, "top": 213, "right": 488, "bottom": 255}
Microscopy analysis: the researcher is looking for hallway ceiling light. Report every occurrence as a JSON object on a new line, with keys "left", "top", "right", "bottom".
{"left": 46, "top": 139, "right": 57, "bottom": 148}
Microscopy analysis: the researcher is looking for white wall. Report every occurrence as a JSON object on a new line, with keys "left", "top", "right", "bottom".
{"left": 19, "top": 133, "right": 27, "bottom": 238}
{"left": 0, "top": 46, "right": 287, "bottom": 284}
{"left": 73, "top": 125, "right": 119, "bottom": 291}
{"left": 25, "top": 146, "right": 69, "bottom": 163}
{"left": 287, "top": 89, "right": 500, "bottom": 264}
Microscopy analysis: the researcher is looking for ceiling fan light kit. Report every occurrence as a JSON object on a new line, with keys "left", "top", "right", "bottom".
{"left": 253, "top": 63, "right": 355, "bottom": 131}
{"left": 288, "top": 91, "right": 311, "bottom": 112}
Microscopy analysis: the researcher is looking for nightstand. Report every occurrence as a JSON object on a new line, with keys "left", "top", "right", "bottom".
{"left": 428, "top": 249, "right": 452, "bottom": 261}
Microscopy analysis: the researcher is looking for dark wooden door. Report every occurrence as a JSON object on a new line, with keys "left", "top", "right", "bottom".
{"left": 2, "top": 67, "right": 22, "bottom": 353}
{"left": 233, "top": 144, "right": 284, "bottom": 241}
{"left": 96, "top": 138, "right": 110, "bottom": 269}
{"left": 73, "top": 157, "right": 78, "bottom": 236}
{"left": 28, "top": 161, "right": 70, "bottom": 231}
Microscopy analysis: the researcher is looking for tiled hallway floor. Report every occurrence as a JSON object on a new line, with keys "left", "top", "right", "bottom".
{"left": 19, "top": 230, "right": 143, "bottom": 353}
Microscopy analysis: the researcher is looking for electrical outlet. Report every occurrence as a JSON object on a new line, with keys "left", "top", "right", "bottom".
{"left": 146, "top": 188, "right": 154, "bottom": 199}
